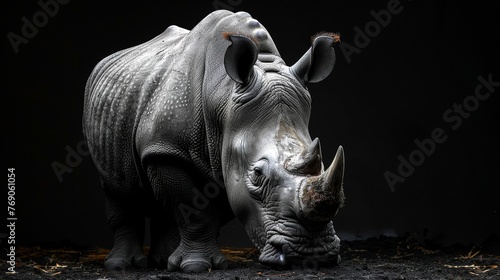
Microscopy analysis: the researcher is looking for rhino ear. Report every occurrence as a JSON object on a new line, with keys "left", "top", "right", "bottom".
{"left": 224, "top": 35, "right": 258, "bottom": 84}
{"left": 291, "top": 34, "right": 339, "bottom": 84}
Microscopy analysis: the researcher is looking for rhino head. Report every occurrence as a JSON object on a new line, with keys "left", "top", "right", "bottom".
{"left": 220, "top": 33, "right": 345, "bottom": 267}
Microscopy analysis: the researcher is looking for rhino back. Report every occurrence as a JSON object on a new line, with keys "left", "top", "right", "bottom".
{"left": 83, "top": 25, "right": 189, "bottom": 189}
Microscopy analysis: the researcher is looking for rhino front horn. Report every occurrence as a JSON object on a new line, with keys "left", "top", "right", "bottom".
{"left": 322, "top": 145, "right": 344, "bottom": 201}
{"left": 298, "top": 146, "right": 345, "bottom": 223}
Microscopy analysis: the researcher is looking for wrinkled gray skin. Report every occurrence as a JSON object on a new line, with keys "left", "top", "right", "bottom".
{"left": 83, "top": 10, "right": 345, "bottom": 273}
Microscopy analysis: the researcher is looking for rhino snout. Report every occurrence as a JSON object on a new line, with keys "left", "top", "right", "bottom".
{"left": 257, "top": 221, "right": 341, "bottom": 268}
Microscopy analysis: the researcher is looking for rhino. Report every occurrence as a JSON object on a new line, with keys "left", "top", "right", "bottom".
{"left": 83, "top": 10, "right": 345, "bottom": 272}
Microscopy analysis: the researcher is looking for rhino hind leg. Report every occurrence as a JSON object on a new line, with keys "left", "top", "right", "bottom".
{"left": 103, "top": 181, "right": 148, "bottom": 270}
{"left": 146, "top": 163, "right": 227, "bottom": 273}
{"left": 147, "top": 214, "right": 180, "bottom": 268}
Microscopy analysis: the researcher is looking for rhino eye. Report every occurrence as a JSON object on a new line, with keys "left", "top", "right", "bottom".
{"left": 250, "top": 167, "right": 266, "bottom": 186}
{"left": 254, "top": 167, "right": 262, "bottom": 176}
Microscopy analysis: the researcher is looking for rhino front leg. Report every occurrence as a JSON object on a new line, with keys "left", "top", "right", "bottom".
{"left": 169, "top": 211, "right": 227, "bottom": 273}
{"left": 103, "top": 182, "right": 147, "bottom": 270}
{"left": 146, "top": 163, "right": 227, "bottom": 273}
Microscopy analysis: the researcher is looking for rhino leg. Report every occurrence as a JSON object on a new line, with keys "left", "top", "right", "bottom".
{"left": 147, "top": 210, "right": 180, "bottom": 267}
{"left": 146, "top": 163, "right": 227, "bottom": 273}
{"left": 103, "top": 181, "right": 148, "bottom": 270}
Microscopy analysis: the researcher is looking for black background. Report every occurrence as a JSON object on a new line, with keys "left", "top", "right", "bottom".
{"left": 3, "top": 0, "right": 499, "bottom": 249}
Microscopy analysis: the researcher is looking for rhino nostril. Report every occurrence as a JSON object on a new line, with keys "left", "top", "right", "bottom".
{"left": 279, "top": 243, "right": 295, "bottom": 266}
{"left": 278, "top": 251, "right": 285, "bottom": 265}
{"left": 270, "top": 243, "right": 287, "bottom": 266}
{"left": 260, "top": 242, "right": 288, "bottom": 267}
{"left": 271, "top": 244, "right": 286, "bottom": 266}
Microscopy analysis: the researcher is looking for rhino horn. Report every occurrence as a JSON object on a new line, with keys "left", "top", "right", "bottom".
{"left": 285, "top": 138, "right": 322, "bottom": 175}
{"left": 298, "top": 146, "right": 345, "bottom": 223}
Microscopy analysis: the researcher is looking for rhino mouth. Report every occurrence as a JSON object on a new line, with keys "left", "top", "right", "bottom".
{"left": 257, "top": 220, "right": 341, "bottom": 268}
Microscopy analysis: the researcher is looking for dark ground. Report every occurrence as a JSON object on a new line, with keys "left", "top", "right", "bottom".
{"left": 1, "top": 235, "right": 499, "bottom": 279}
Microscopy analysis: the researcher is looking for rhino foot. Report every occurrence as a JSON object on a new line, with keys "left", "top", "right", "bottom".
{"left": 104, "top": 254, "right": 148, "bottom": 270}
{"left": 104, "top": 249, "right": 148, "bottom": 270}
{"left": 104, "top": 228, "right": 148, "bottom": 268}
{"left": 167, "top": 245, "right": 228, "bottom": 273}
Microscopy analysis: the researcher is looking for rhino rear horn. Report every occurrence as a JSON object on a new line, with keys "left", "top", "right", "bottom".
{"left": 290, "top": 34, "right": 339, "bottom": 84}
{"left": 224, "top": 35, "right": 258, "bottom": 84}
{"left": 285, "top": 138, "right": 323, "bottom": 175}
